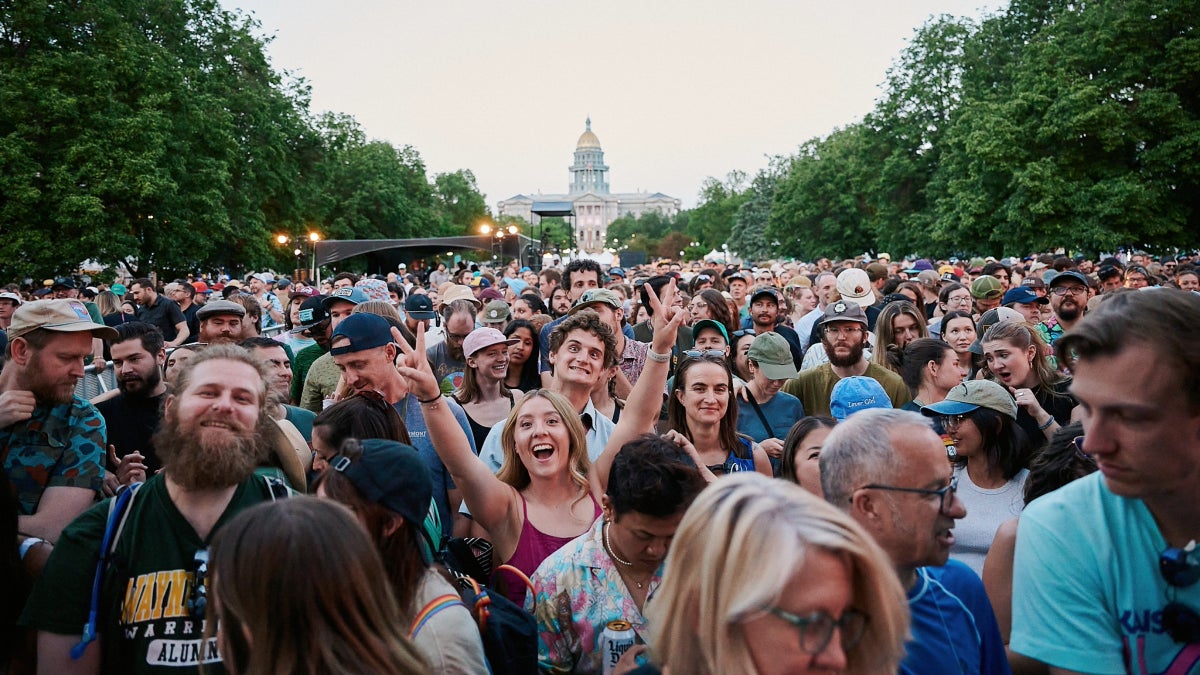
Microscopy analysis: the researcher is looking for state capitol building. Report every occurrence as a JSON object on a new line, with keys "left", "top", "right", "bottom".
{"left": 497, "top": 118, "right": 681, "bottom": 254}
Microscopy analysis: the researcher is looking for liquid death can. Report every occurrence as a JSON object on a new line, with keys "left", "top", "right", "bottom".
{"left": 601, "top": 620, "right": 636, "bottom": 674}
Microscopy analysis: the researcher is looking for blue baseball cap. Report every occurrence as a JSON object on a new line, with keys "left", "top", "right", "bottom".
{"left": 329, "top": 313, "right": 395, "bottom": 356}
{"left": 1002, "top": 287, "right": 1049, "bottom": 306}
{"left": 829, "top": 376, "right": 892, "bottom": 422}
{"left": 322, "top": 286, "right": 369, "bottom": 309}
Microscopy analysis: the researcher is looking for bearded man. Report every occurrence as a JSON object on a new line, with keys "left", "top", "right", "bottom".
{"left": 95, "top": 322, "right": 168, "bottom": 490}
{"left": 782, "top": 301, "right": 911, "bottom": 417}
{"left": 1, "top": 299, "right": 116, "bottom": 575}
{"left": 24, "top": 344, "right": 288, "bottom": 675}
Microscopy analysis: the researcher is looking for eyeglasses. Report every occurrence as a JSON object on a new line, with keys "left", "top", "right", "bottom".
{"left": 1160, "top": 542, "right": 1200, "bottom": 643}
{"left": 683, "top": 349, "right": 728, "bottom": 359}
{"left": 688, "top": 301, "right": 707, "bottom": 310}
{"left": 946, "top": 295, "right": 973, "bottom": 305}
{"left": 1050, "top": 285, "right": 1087, "bottom": 296}
{"left": 940, "top": 413, "right": 972, "bottom": 430}
{"left": 857, "top": 477, "right": 959, "bottom": 514}
{"left": 763, "top": 607, "right": 869, "bottom": 655}
{"left": 824, "top": 325, "right": 864, "bottom": 337}
{"left": 188, "top": 548, "right": 209, "bottom": 619}
{"left": 732, "top": 329, "right": 756, "bottom": 338}
{"left": 446, "top": 331, "right": 471, "bottom": 342}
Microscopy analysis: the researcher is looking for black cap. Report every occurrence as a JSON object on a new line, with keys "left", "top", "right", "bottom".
{"left": 292, "top": 295, "right": 330, "bottom": 332}
{"left": 330, "top": 439, "right": 432, "bottom": 526}
{"left": 1049, "top": 270, "right": 1090, "bottom": 288}
{"left": 51, "top": 277, "right": 76, "bottom": 290}
{"left": 404, "top": 294, "right": 436, "bottom": 320}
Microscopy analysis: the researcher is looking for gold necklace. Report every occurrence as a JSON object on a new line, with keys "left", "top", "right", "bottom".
{"left": 604, "top": 522, "right": 651, "bottom": 589}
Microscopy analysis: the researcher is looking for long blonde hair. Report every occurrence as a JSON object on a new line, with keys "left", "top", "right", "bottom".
{"left": 497, "top": 389, "right": 590, "bottom": 497}
{"left": 645, "top": 474, "right": 909, "bottom": 675}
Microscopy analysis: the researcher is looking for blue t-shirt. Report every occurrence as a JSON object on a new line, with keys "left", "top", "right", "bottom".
{"left": 903, "top": 560, "right": 1011, "bottom": 675}
{"left": 1012, "top": 472, "right": 1200, "bottom": 674}
{"left": 392, "top": 395, "right": 476, "bottom": 529}
{"left": 736, "top": 391, "right": 804, "bottom": 443}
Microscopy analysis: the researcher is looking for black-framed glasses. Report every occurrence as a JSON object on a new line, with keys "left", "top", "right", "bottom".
{"left": 1161, "top": 543, "right": 1200, "bottom": 643}
{"left": 1050, "top": 285, "right": 1087, "bottom": 296}
{"left": 446, "top": 331, "right": 471, "bottom": 342}
{"left": 683, "top": 349, "right": 727, "bottom": 359}
{"left": 763, "top": 607, "right": 869, "bottom": 655}
{"left": 857, "top": 477, "right": 959, "bottom": 514}
{"left": 188, "top": 548, "right": 209, "bottom": 619}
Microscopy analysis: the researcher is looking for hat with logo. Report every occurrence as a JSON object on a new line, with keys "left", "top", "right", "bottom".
{"left": 323, "top": 286, "right": 370, "bottom": 309}
{"left": 819, "top": 300, "right": 869, "bottom": 327}
{"left": 1049, "top": 270, "right": 1090, "bottom": 289}
{"left": 968, "top": 307, "right": 1025, "bottom": 355}
{"left": 569, "top": 288, "right": 622, "bottom": 315}
{"left": 922, "top": 380, "right": 1017, "bottom": 420}
{"left": 330, "top": 313, "right": 395, "bottom": 356}
{"left": 971, "top": 275, "right": 1004, "bottom": 300}
{"left": 481, "top": 300, "right": 511, "bottom": 324}
{"left": 829, "top": 376, "right": 891, "bottom": 422}
{"left": 404, "top": 294, "right": 437, "bottom": 320}
{"left": 292, "top": 296, "right": 330, "bottom": 332}
{"left": 196, "top": 299, "right": 247, "bottom": 321}
{"left": 463, "top": 326, "right": 518, "bottom": 358}
{"left": 288, "top": 286, "right": 319, "bottom": 299}
{"left": 0, "top": 292, "right": 22, "bottom": 306}
{"left": 691, "top": 319, "right": 729, "bottom": 344}
{"left": 835, "top": 268, "right": 875, "bottom": 308}
{"left": 1002, "top": 287, "right": 1048, "bottom": 307}
{"left": 441, "top": 285, "right": 481, "bottom": 308}
{"left": 747, "top": 332, "right": 799, "bottom": 380}
{"left": 1021, "top": 276, "right": 1046, "bottom": 289}
{"left": 8, "top": 299, "right": 118, "bottom": 341}
{"left": 330, "top": 439, "right": 431, "bottom": 527}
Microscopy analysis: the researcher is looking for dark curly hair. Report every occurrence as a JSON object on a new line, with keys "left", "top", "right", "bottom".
{"left": 608, "top": 434, "right": 706, "bottom": 518}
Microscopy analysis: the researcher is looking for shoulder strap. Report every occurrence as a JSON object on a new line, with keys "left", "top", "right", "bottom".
{"left": 261, "top": 474, "right": 294, "bottom": 500}
{"left": 72, "top": 481, "right": 143, "bottom": 659}
{"left": 410, "top": 594, "right": 466, "bottom": 638}
{"left": 745, "top": 392, "right": 775, "bottom": 438}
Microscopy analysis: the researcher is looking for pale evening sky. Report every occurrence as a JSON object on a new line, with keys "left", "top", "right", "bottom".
{"left": 221, "top": 1, "right": 1001, "bottom": 211}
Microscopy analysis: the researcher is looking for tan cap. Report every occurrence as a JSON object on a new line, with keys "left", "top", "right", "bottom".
{"left": 8, "top": 299, "right": 118, "bottom": 341}
{"left": 440, "top": 284, "right": 481, "bottom": 308}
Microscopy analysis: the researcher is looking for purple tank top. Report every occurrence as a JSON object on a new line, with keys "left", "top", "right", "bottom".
{"left": 500, "top": 494, "right": 601, "bottom": 605}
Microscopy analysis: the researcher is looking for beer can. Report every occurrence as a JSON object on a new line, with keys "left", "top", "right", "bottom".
{"left": 600, "top": 620, "right": 636, "bottom": 675}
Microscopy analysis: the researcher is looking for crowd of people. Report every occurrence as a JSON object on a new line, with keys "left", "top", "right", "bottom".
{"left": 2, "top": 248, "right": 1198, "bottom": 675}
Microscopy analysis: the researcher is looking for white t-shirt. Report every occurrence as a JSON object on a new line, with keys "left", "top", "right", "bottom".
{"left": 950, "top": 465, "right": 1027, "bottom": 576}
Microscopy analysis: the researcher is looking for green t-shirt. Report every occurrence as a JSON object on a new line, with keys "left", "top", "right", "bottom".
{"left": 22, "top": 474, "right": 279, "bottom": 675}
{"left": 781, "top": 362, "right": 912, "bottom": 417}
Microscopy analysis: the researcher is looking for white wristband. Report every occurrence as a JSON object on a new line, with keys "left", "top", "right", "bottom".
{"left": 20, "top": 537, "right": 46, "bottom": 560}
{"left": 647, "top": 349, "right": 670, "bottom": 363}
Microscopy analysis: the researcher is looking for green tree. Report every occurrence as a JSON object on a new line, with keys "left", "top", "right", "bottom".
{"left": 433, "top": 169, "right": 490, "bottom": 236}
{"left": 727, "top": 159, "right": 787, "bottom": 261}
{"left": 686, "top": 171, "right": 749, "bottom": 249}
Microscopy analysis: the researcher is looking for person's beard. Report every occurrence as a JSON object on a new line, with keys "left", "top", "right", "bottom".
{"left": 27, "top": 357, "right": 78, "bottom": 406}
{"left": 152, "top": 404, "right": 269, "bottom": 491}
{"left": 826, "top": 337, "right": 865, "bottom": 368}
{"left": 448, "top": 341, "right": 464, "bottom": 361}
{"left": 119, "top": 366, "right": 162, "bottom": 397}
{"left": 1056, "top": 300, "right": 1082, "bottom": 322}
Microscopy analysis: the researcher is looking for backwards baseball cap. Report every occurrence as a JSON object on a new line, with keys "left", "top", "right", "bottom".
{"left": 330, "top": 439, "right": 431, "bottom": 527}
{"left": 819, "top": 301, "right": 869, "bottom": 327}
{"left": 969, "top": 307, "right": 1025, "bottom": 355}
{"left": 323, "top": 286, "right": 370, "bottom": 309}
{"left": 830, "top": 376, "right": 891, "bottom": 422}
{"left": 922, "top": 380, "right": 1017, "bottom": 420}
{"left": 463, "top": 327, "right": 518, "bottom": 358}
{"left": 835, "top": 268, "right": 875, "bottom": 308}
{"left": 404, "top": 294, "right": 437, "bottom": 320}
{"left": 8, "top": 299, "right": 118, "bottom": 341}
{"left": 292, "top": 296, "right": 330, "bottom": 332}
{"left": 569, "top": 288, "right": 622, "bottom": 315}
{"left": 691, "top": 319, "right": 729, "bottom": 344}
{"left": 330, "top": 313, "right": 395, "bottom": 356}
{"left": 196, "top": 300, "right": 247, "bottom": 321}
{"left": 971, "top": 275, "right": 1004, "bottom": 300}
{"left": 1002, "top": 287, "right": 1048, "bottom": 307}
{"left": 746, "top": 332, "right": 798, "bottom": 380}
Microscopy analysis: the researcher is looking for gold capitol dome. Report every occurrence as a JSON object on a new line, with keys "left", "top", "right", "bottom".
{"left": 576, "top": 116, "right": 602, "bottom": 150}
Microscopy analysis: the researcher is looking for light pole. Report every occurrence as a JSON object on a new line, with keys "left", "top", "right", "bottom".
{"left": 276, "top": 232, "right": 322, "bottom": 283}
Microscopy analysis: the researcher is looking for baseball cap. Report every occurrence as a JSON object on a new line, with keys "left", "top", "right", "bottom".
{"left": 971, "top": 275, "right": 1004, "bottom": 300}
{"left": 750, "top": 287, "right": 782, "bottom": 304}
{"left": 968, "top": 307, "right": 1025, "bottom": 355}
{"left": 330, "top": 439, "right": 431, "bottom": 527}
{"left": 917, "top": 270, "right": 941, "bottom": 288}
{"left": 829, "top": 376, "right": 892, "bottom": 422}
{"left": 1048, "top": 270, "right": 1090, "bottom": 288}
{"left": 252, "top": 272, "right": 276, "bottom": 284}
{"left": 469, "top": 276, "right": 492, "bottom": 289}
{"left": 481, "top": 300, "right": 511, "bottom": 324}
{"left": 196, "top": 300, "right": 247, "bottom": 321}
{"left": 1002, "top": 287, "right": 1049, "bottom": 307}
{"left": 110, "top": 283, "right": 127, "bottom": 297}
{"left": 275, "top": 277, "right": 292, "bottom": 290}
{"left": 463, "top": 327, "right": 518, "bottom": 358}
{"left": 607, "top": 267, "right": 626, "bottom": 278}
{"left": 404, "top": 294, "right": 437, "bottom": 320}
{"left": 912, "top": 259, "right": 934, "bottom": 272}
{"left": 478, "top": 287, "right": 505, "bottom": 302}
{"left": 835, "top": 269, "right": 875, "bottom": 308}
{"left": 726, "top": 272, "right": 749, "bottom": 284}
{"left": 505, "top": 278, "right": 529, "bottom": 296}
{"left": 323, "top": 286, "right": 370, "bottom": 309}
{"left": 330, "top": 313, "right": 395, "bottom": 356}
{"left": 746, "top": 332, "right": 799, "bottom": 380}
{"left": 692, "top": 319, "right": 729, "bottom": 344}
{"left": 1021, "top": 276, "right": 1046, "bottom": 289}
{"left": 819, "top": 300, "right": 869, "bottom": 327}
{"left": 1096, "top": 265, "right": 1123, "bottom": 281}
{"left": 0, "top": 292, "right": 23, "bottom": 306}
{"left": 922, "top": 380, "right": 1017, "bottom": 419}
{"left": 191, "top": 281, "right": 210, "bottom": 294}
{"left": 865, "top": 263, "right": 889, "bottom": 283}
{"left": 288, "top": 286, "right": 319, "bottom": 299}
{"left": 569, "top": 288, "right": 622, "bottom": 315}
{"left": 292, "top": 296, "right": 330, "bottom": 332}
{"left": 355, "top": 278, "right": 390, "bottom": 303}
{"left": 50, "top": 277, "right": 77, "bottom": 290}
{"left": 8, "top": 299, "right": 118, "bottom": 341}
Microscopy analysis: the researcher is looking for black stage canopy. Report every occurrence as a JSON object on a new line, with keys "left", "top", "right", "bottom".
{"left": 314, "top": 234, "right": 535, "bottom": 274}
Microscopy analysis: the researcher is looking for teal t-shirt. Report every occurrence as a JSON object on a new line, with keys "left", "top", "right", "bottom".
{"left": 22, "top": 474, "right": 279, "bottom": 674}
{"left": 1012, "top": 472, "right": 1200, "bottom": 673}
